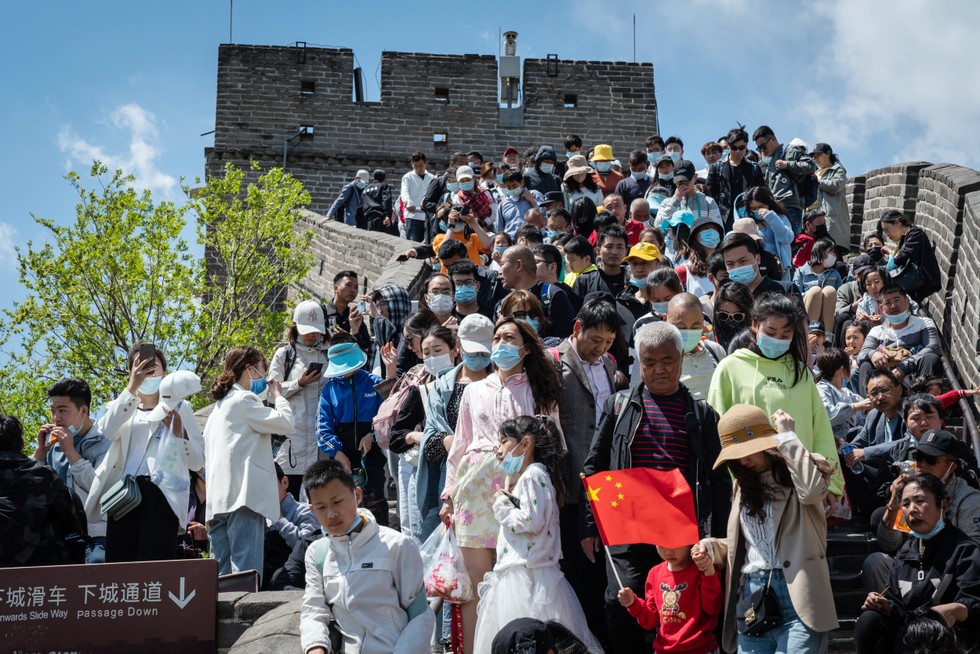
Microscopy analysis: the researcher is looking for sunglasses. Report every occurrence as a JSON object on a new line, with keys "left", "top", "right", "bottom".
{"left": 911, "top": 451, "right": 939, "bottom": 465}
{"left": 512, "top": 311, "right": 535, "bottom": 320}
{"left": 730, "top": 144, "right": 748, "bottom": 152}
{"left": 716, "top": 311, "right": 746, "bottom": 323}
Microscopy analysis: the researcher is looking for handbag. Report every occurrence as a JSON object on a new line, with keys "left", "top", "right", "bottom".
{"left": 888, "top": 259, "right": 926, "bottom": 292}
{"left": 736, "top": 526, "right": 784, "bottom": 637}
{"left": 100, "top": 474, "right": 142, "bottom": 520}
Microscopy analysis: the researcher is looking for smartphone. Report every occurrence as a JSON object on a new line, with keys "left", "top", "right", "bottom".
{"left": 358, "top": 300, "right": 366, "bottom": 313}
{"left": 306, "top": 362, "right": 323, "bottom": 375}
{"left": 139, "top": 343, "right": 156, "bottom": 365}
{"left": 501, "top": 489, "right": 521, "bottom": 509}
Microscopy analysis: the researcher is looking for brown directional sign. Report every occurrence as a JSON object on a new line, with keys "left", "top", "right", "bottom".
{"left": 0, "top": 558, "right": 217, "bottom": 653}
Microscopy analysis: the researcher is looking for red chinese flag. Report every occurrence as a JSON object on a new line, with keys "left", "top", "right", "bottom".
{"left": 582, "top": 468, "right": 699, "bottom": 548}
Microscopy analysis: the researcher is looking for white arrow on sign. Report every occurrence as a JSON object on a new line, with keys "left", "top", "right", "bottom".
{"left": 168, "top": 576, "right": 197, "bottom": 609}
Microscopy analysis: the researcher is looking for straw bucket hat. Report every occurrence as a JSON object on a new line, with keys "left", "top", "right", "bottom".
{"left": 713, "top": 404, "right": 779, "bottom": 469}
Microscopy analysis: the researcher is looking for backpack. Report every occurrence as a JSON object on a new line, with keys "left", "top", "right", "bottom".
{"left": 372, "top": 365, "right": 429, "bottom": 450}
{"left": 798, "top": 173, "right": 819, "bottom": 209}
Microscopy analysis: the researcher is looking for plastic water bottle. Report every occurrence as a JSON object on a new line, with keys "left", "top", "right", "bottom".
{"left": 151, "top": 470, "right": 190, "bottom": 494}
{"left": 840, "top": 444, "right": 864, "bottom": 474}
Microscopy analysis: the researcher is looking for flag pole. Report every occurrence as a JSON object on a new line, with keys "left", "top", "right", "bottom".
{"left": 581, "top": 473, "right": 626, "bottom": 591}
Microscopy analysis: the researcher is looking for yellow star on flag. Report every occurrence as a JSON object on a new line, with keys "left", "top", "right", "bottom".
{"left": 605, "top": 475, "right": 613, "bottom": 482}
{"left": 618, "top": 493, "right": 625, "bottom": 500}
{"left": 586, "top": 485, "right": 601, "bottom": 502}
{"left": 615, "top": 482, "right": 623, "bottom": 489}
{"left": 611, "top": 501, "right": 619, "bottom": 508}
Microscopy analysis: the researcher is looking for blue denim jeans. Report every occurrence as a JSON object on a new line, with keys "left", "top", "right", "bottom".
{"left": 209, "top": 507, "right": 266, "bottom": 583}
{"left": 737, "top": 569, "right": 827, "bottom": 654}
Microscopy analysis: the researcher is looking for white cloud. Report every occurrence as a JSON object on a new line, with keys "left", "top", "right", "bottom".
{"left": 58, "top": 103, "right": 177, "bottom": 194}
{"left": 800, "top": 0, "right": 980, "bottom": 168}
{"left": 0, "top": 222, "right": 16, "bottom": 267}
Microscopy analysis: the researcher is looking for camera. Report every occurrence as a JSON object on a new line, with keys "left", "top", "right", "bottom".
{"left": 453, "top": 204, "right": 470, "bottom": 216}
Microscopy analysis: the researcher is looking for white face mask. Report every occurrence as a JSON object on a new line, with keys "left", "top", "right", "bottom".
{"left": 423, "top": 353, "right": 455, "bottom": 376}
{"left": 428, "top": 293, "right": 454, "bottom": 315}
{"left": 823, "top": 254, "right": 837, "bottom": 268}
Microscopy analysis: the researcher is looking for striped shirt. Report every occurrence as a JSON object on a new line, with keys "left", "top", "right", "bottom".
{"left": 631, "top": 388, "right": 690, "bottom": 471}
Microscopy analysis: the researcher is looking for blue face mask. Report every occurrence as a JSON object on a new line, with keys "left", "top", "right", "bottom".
{"left": 432, "top": 262, "right": 442, "bottom": 272}
{"left": 595, "top": 162, "right": 612, "bottom": 173}
{"left": 885, "top": 310, "right": 910, "bottom": 325}
{"left": 462, "top": 352, "right": 492, "bottom": 371}
{"left": 631, "top": 275, "right": 648, "bottom": 289}
{"left": 325, "top": 512, "right": 364, "bottom": 538}
{"left": 250, "top": 374, "right": 268, "bottom": 396}
{"left": 459, "top": 181, "right": 475, "bottom": 192}
{"left": 139, "top": 376, "right": 163, "bottom": 396}
{"left": 504, "top": 187, "right": 523, "bottom": 200}
{"left": 736, "top": 206, "right": 747, "bottom": 219}
{"left": 439, "top": 220, "right": 448, "bottom": 232}
{"left": 454, "top": 285, "right": 477, "bottom": 304}
{"left": 659, "top": 171, "right": 674, "bottom": 181}
{"left": 698, "top": 230, "right": 721, "bottom": 248}
{"left": 679, "top": 329, "right": 703, "bottom": 352}
{"left": 500, "top": 442, "right": 527, "bottom": 476}
{"left": 647, "top": 151, "right": 660, "bottom": 164}
{"left": 722, "top": 149, "right": 730, "bottom": 161}
{"left": 728, "top": 264, "right": 757, "bottom": 285}
{"left": 652, "top": 301, "right": 669, "bottom": 316}
{"left": 669, "top": 151, "right": 681, "bottom": 162}
{"left": 543, "top": 229, "right": 557, "bottom": 241}
{"left": 494, "top": 246, "right": 508, "bottom": 255}
{"left": 67, "top": 413, "right": 86, "bottom": 437}
{"left": 496, "top": 174, "right": 504, "bottom": 184}
{"left": 523, "top": 317, "right": 541, "bottom": 332}
{"left": 490, "top": 342, "right": 524, "bottom": 371}
{"left": 664, "top": 234, "right": 675, "bottom": 252}
{"left": 750, "top": 210, "right": 764, "bottom": 222}
{"left": 447, "top": 182, "right": 460, "bottom": 194}
{"left": 565, "top": 151, "right": 577, "bottom": 160}
{"left": 756, "top": 332, "right": 792, "bottom": 359}
{"left": 539, "top": 162, "right": 555, "bottom": 174}
{"left": 910, "top": 516, "right": 945, "bottom": 540}
{"left": 356, "top": 182, "right": 367, "bottom": 190}
{"left": 631, "top": 171, "right": 648, "bottom": 181}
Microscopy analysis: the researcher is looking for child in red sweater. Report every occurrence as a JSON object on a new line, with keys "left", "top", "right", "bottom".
{"left": 617, "top": 543, "right": 723, "bottom": 653}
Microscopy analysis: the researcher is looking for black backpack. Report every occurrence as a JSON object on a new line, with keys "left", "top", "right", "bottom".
{"left": 798, "top": 173, "right": 819, "bottom": 209}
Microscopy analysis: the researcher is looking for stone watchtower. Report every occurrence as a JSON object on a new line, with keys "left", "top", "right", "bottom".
{"left": 206, "top": 39, "right": 659, "bottom": 213}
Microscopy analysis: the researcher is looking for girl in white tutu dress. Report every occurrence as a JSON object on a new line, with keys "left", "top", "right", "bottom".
{"left": 473, "top": 415, "right": 603, "bottom": 653}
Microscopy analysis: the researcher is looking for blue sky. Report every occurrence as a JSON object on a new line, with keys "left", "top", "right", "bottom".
{"left": 2, "top": 0, "right": 979, "bottom": 316}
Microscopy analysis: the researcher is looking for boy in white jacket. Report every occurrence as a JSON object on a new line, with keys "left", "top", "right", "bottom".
{"left": 301, "top": 460, "right": 433, "bottom": 654}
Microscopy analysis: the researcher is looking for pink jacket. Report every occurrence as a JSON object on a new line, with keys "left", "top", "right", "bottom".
{"left": 443, "top": 372, "right": 561, "bottom": 499}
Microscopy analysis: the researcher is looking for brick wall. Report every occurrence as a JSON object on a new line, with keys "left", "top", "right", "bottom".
{"left": 208, "top": 44, "right": 657, "bottom": 213}
{"left": 858, "top": 162, "right": 931, "bottom": 239}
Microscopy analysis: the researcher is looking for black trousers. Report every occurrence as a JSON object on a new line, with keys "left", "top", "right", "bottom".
{"left": 604, "top": 544, "right": 659, "bottom": 652}
{"left": 338, "top": 434, "right": 389, "bottom": 527}
{"left": 105, "top": 476, "right": 178, "bottom": 562}
{"left": 558, "top": 504, "right": 608, "bottom": 646}
{"left": 286, "top": 474, "right": 304, "bottom": 500}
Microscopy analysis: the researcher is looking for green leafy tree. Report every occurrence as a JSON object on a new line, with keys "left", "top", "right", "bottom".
{"left": 0, "top": 162, "right": 196, "bottom": 430}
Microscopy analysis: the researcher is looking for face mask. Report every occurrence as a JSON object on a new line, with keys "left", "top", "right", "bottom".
{"left": 679, "top": 329, "right": 703, "bottom": 352}
{"left": 447, "top": 182, "right": 461, "bottom": 193}
{"left": 885, "top": 310, "right": 910, "bottom": 325}
{"left": 652, "top": 301, "right": 669, "bottom": 316}
{"left": 761, "top": 156, "right": 772, "bottom": 166}
{"left": 438, "top": 220, "right": 448, "bottom": 232}
{"left": 504, "top": 187, "right": 523, "bottom": 200}
{"left": 812, "top": 225, "right": 830, "bottom": 239}
{"left": 822, "top": 254, "right": 837, "bottom": 268}
{"left": 500, "top": 442, "right": 527, "bottom": 476}
{"left": 428, "top": 293, "right": 454, "bottom": 314}
{"left": 595, "top": 162, "right": 613, "bottom": 173}
{"left": 67, "top": 413, "right": 86, "bottom": 437}
{"left": 494, "top": 246, "right": 508, "bottom": 255}
{"left": 756, "top": 332, "right": 792, "bottom": 359}
{"left": 659, "top": 171, "right": 674, "bottom": 181}
{"left": 139, "top": 376, "right": 163, "bottom": 395}
{"left": 728, "top": 264, "right": 757, "bottom": 285}
{"left": 490, "top": 342, "right": 524, "bottom": 371}
{"left": 356, "top": 182, "right": 367, "bottom": 190}
{"left": 424, "top": 353, "right": 455, "bottom": 376}
{"left": 722, "top": 149, "right": 730, "bottom": 161}
{"left": 631, "top": 276, "right": 648, "bottom": 289}
{"left": 565, "top": 150, "right": 576, "bottom": 159}
{"left": 669, "top": 152, "right": 681, "bottom": 163}
{"left": 325, "top": 512, "right": 364, "bottom": 538}
{"left": 647, "top": 151, "right": 660, "bottom": 164}
{"left": 910, "top": 516, "right": 945, "bottom": 540}
{"left": 664, "top": 234, "right": 674, "bottom": 251}
{"left": 750, "top": 210, "right": 763, "bottom": 222}
{"left": 539, "top": 162, "right": 555, "bottom": 174}
{"left": 249, "top": 369, "right": 268, "bottom": 396}
{"left": 454, "top": 285, "right": 477, "bottom": 304}
{"left": 631, "top": 171, "right": 648, "bottom": 181}
{"left": 462, "top": 352, "right": 492, "bottom": 371}
{"left": 736, "top": 205, "right": 747, "bottom": 219}
{"left": 698, "top": 230, "right": 721, "bottom": 248}
{"left": 496, "top": 174, "right": 504, "bottom": 184}
{"left": 459, "top": 181, "right": 475, "bottom": 192}
{"left": 523, "top": 316, "right": 541, "bottom": 332}
{"left": 432, "top": 262, "right": 442, "bottom": 272}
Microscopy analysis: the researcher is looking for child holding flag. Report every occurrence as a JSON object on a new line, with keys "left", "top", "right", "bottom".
{"left": 473, "top": 416, "right": 603, "bottom": 653}
{"left": 617, "top": 542, "right": 723, "bottom": 653}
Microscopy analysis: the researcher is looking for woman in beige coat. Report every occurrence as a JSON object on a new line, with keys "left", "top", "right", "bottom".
{"left": 809, "top": 143, "right": 850, "bottom": 249}
{"left": 694, "top": 404, "right": 838, "bottom": 653}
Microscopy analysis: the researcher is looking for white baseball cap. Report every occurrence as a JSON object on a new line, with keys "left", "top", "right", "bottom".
{"left": 148, "top": 371, "right": 202, "bottom": 422}
{"left": 294, "top": 300, "right": 325, "bottom": 336}
{"left": 355, "top": 169, "right": 370, "bottom": 183}
{"left": 457, "top": 314, "right": 494, "bottom": 355}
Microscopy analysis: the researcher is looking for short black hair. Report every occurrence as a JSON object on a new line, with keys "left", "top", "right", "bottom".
{"left": 0, "top": 415, "right": 24, "bottom": 453}
{"left": 126, "top": 341, "right": 168, "bottom": 372}
{"left": 447, "top": 260, "right": 478, "bottom": 280}
{"left": 726, "top": 127, "right": 749, "bottom": 145}
{"left": 628, "top": 149, "right": 647, "bottom": 167}
{"left": 647, "top": 267, "right": 683, "bottom": 293}
{"left": 707, "top": 251, "right": 727, "bottom": 278}
{"left": 303, "top": 459, "right": 356, "bottom": 495}
{"left": 645, "top": 135, "right": 665, "bottom": 149}
{"left": 548, "top": 208, "right": 571, "bottom": 224}
{"left": 720, "top": 231, "right": 760, "bottom": 257}
{"left": 466, "top": 150, "right": 484, "bottom": 164}
{"left": 904, "top": 393, "right": 942, "bottom": 420}
{"left": 411, "top": 151, "right": 426, "bottom": 163}
{"left": 502, "top": 170, "right": 524, "bottom": 185}
{"left": 867, "top": 368, "right": 902, "bottom": 392}
{"left": 664, "top": 135, "right": 684, "bottom": 149}
{"left": 752, "top": 125, "right": 775, "bottom": 141}
{"left": 879, "top": 282, "right": 908, "bottom": 300}
{"left": 532, "top": 244, "right": 562, "bottom": 269}
{"left": 330, "top": 331, "right": 357, "bottom": 346}
{"left": 437, "top": 238, "right": 468, "bottom": 261}
{"left": 596, "top": 224, "right": 628, "bottom": 248}
{"left": 47, "top": 379, "right": 92, "bottom": 411}
{"left": 515, "top": 224, "right": 543, "bottom": 245}
{"left": 563, "top": 236, "right": 595, "bottom": 261}
{"left": 575, "top": 297, "right": 621, "bottom": 333}
{"left": 814, "top": 348, "right": 850, "bottom": 381}
{"left": 274, "top": 461, "right": 285, "bottom": 480}
{"left": 333, "top": 270, "right": 358, "bottom": 285}
{"left": 563, "top": 135, "right": 582, "bottom": 149}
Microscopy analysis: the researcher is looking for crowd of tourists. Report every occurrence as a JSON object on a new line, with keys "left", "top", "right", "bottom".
{"left": 4, "top": 126, "right": 980, "bottom": 654}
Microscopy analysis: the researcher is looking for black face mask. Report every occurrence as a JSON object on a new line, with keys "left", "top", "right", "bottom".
{"left": 713, "top": 317, "right": 745, "bottom": 349}
{"left": 867, "top": 247, "right": 884, "bottom": 262}
{"left": 812, "top": 224, "right": 829, "bottom": 240}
